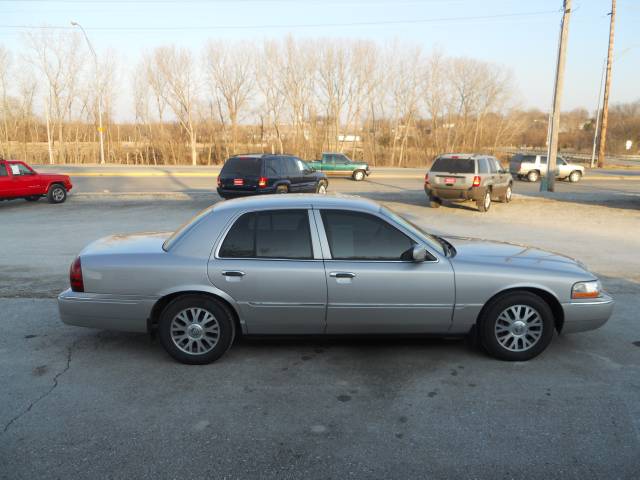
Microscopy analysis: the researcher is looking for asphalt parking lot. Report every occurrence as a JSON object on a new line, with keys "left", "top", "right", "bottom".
{"left": 1, "top": 173, "right": 639, "bottom": 479}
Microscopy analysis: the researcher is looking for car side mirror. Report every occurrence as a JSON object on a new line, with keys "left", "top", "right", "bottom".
{"left": 412, "top": 245, "right": 428, "bottom": 262}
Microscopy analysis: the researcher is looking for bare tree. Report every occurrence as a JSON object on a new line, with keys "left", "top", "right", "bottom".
{"left": 205, "top": 40, "right": 254, "bottom": 154}
{"left": 146, "top": 46, "right": 200, "bottom": 166}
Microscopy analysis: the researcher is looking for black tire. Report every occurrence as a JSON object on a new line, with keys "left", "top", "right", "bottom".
{"left": 276, "top": 184, "right": 289, "bottom": 194}
{"left": 352, "top": 170, "right": 366, "bottom": 181}
{"left": 47, "top": 184, "right": 67, "bottom": 204}
{"left": 25, "top": 196, "right": 40, "bottom": 202}
{"left": 527, "top": 170, "right": 540, "bottom": 182}
{"left": 316, "top": 181, "right": 328, "bottom": 194}
{"left": 499, "top": 184, "right": 512, "bottom": 203}
{"left": 476, "top": 189, "right": 491, "bottom": 212}
{"left": 568, "top": 170, "right": 582, "bottom": 183}
{"left": 479, "top": 291, "right": 555, "bottom": 361}
{"left": 158, "top": 294, "right": 236, "bottom": 365}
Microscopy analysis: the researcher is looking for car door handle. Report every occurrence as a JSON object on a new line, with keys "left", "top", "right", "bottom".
{"left": 329, "top": 272, "right": 356, "bottom": 279}
{"left": 222, "top": 270, "right": 245, "bottom": 277}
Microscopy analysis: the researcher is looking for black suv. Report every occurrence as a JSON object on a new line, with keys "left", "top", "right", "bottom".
{"left": 217, "top": 154, "right": 328, "bottom": 199}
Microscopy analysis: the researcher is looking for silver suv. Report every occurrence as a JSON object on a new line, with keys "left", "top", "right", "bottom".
{"left": 425, "top": 154, "right": 513, "bottom": 212}
{"left": 510, "top": 153, "right": 584, "bottom": 183}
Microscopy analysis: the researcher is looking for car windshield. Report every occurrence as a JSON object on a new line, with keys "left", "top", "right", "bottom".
{"left": 162, "top": 205, "right": 215, "bottom": 251}
{"left": 431, "top": 157, "right": 475, "bottom": 173}
{"left": 380, "top": 206, "right": 445, "bottom": 256}
{"left": 221, "top": 156, "right": 262, "bottom": 176}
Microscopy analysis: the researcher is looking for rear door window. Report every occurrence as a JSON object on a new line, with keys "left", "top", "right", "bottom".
{"left": 431, "top": 157, "right": 475, "bottom": 174}
{"left": 219, "top": 210, "right": 313, "bottom": 260}
{"left": 265, "top": 158, "right": 284, "bottom": 177}
{"left": 540, "top": 156, "right": 548, "bottom": 165}
{"left": 488, "top": 159, "right": 498, "bottom": 174}
{"left": 221, "top": 156, "right": 262, "bottom": 177}
{"left": 477, "top": 158, "right": 489, "bottom": 174}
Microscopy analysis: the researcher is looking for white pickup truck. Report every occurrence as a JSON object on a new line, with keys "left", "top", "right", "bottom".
{"left": 509, "top": 154, "right": 585, "bottom": 183}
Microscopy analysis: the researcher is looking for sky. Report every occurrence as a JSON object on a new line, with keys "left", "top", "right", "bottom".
{"left": 1, "top": 0, "right": 638, "bottom": 120}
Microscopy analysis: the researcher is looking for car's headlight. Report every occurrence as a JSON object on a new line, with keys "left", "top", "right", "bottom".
{"left": 572, "top": 280, "right": 602, "bottom": 299}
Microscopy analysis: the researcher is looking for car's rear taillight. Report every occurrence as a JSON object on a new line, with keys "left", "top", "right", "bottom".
{"left": 70, "top": 256, "right": 84, "bottom": 292}
{"left": 472, "top": 175, "right": 481, "bottom": 187}
{"left": 216, "top": 176, "right": 221, "bottom": 188}
{"left": 424, "top": 173, "right": 430, "bottom": 184}
{"left": 258, "top": 177, "right": 268, "bottom": 188}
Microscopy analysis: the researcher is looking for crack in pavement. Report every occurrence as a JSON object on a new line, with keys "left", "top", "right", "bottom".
{"left": 2, "top": 338, "right": 81, "bottom": 434}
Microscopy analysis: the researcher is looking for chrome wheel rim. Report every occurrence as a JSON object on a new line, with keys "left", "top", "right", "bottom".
{"left": 53, "top": 188, "right": 65, "bottom": 202}
{"left": 495, "top": 304, "right": 543, "bottom": 352}
{"left": 529, "top": 172, "right": 538, "bottom": 182}
{"left": 484, "top": 192, "right": 491, "bottom": 209}
{"left": 354, "top": 171, "right": 364, "bottom": 181}
{"left": 318, "top": 184, "right": 327, "bottom": 194}
{"left": 170, "top": 307, "right": 220, "bottom": 355}
{"left": 570, "top": 172, "right": 579, "bottom": 182}
{"left": 506, "top": 186, "right": 512, "bottom": 201}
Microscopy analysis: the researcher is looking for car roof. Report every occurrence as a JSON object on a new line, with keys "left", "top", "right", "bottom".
{"left": 229, "top": 153, "right": 297, "bottom": 159}
{"left": 211, "top": 193, "right": 381, "bottom": 214}
{"left": 436, "top": 153, "right": 487, "bottom": 160}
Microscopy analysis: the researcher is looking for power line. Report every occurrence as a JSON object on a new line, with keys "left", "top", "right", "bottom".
{"left": 0, "top": 10, "right": 560, "bottom": 31}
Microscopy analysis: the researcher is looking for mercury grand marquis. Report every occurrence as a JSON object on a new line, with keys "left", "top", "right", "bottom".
{"left": 58, "top": 194, "right": 613, "bottom": 364}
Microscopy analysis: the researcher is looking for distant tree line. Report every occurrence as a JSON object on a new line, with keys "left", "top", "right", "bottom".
{"left": 0, "top": 33, "right": 637, "bottom": 166}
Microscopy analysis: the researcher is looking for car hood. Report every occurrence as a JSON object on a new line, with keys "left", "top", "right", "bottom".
{"left": 81, "top": 232, "right": 172, "bottom": 256}
{"left": 443, "top": 235, "right": 590, "bottom": 273}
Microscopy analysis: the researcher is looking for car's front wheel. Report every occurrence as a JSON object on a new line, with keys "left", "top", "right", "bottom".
{"left": 158, "top": 295, "right": 236, "bottom": 365}
{"left": 316, "top": 181, "right": 328, "bottom": 194}
{"left": 47, "top": 184, "right": 67, "bottom": 204}
{"left": 568, "top": 171, "right": 582, "bottom": 183}
{"left": 352, "top": 170, "right": 366, "bottom": 181}
{"left": 527, "top": 170, "right": 539, "bottom": 182}
{"left": 479, "top": 291, "right": 554, "bottom": 361}
{"left": 499, "top": 184, "right": 512, "bottom": 203}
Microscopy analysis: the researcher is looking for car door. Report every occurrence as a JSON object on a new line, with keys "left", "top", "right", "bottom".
{"left": 7, "top": 162, "right": 39, "bottom": 196}
{"left": 334, "top": 154, "right": 353, "bottom": 174}
{"left": 208, "top": 208, "right": 327, "bottom": 334}
{"left": 316, "top": 208, "right": 455, "bottom": 334}
{"left": 489, "top": 157, "right": 507, "bottom": 194}
{"left": 538, "top": 156, "right": 549, "bottom": 176}
{"left": 321, "top": 154, "right": 336, "bottom": 173}
{"left": 293, "top": 157, "right": 317, "bottom": 192}
{"left": 557, "top": 157, "right": 571, "bottom": 178}
{"left": 283, "top": 156, "right": 305, "bottom": 192}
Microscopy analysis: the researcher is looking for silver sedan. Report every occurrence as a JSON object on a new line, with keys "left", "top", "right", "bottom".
{"left": 58, "top": 195, "right": 613, "bottom": 364}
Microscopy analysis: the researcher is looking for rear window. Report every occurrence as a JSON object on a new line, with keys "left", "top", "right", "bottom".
{"left": 221, "top": 156, "right": 262, "bottom": 176}
{"left": 431, "top": 157, "right": 475, "bottom": 174}
{"left": 511, "top": 155, "right": 536, "bottom": 164}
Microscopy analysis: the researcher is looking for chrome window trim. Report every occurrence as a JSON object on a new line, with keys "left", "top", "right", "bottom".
{"left": 313, "top": 207, "right": 440, "bottom": 264}
{"left": 213, "top": 206, "right": 323, "bottom": 262}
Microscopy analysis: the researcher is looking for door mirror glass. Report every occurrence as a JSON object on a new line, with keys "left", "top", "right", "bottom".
{"left": 412, "top": 245, "right": 428, "bottom": 262}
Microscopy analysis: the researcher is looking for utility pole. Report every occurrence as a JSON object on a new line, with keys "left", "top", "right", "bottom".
{"left": 542, "top": 0, "right": 572, "bottom": 193}
{"left": 71, "top": 21, "right": 106, "bottom": 165}
{"left": 590, "top": 59, "right": 606, "bottom": 168}
{"left": 597, "top": 0, "right": 616, "bottom": 169}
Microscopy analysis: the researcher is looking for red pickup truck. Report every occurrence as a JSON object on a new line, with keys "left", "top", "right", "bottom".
{"left": 0, "top": 160, "right": 73, "bottom": 204}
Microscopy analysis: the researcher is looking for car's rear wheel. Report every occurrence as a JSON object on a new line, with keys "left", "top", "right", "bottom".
{"left": 25, "top": 196, "right": 40, "bottom": 202}
{"left": 476, "top": 190, "right": 491, "bottom": 212}
{"left": 352, "top": 170, "right": 365, "bottom": 181}
{"left": 499, "top": 184, "right": 512, "bottom": 203}
{"left": 47, "top": 184, "right": 67, "bottom": 204}
{"left": 569, "top": 171, "right": 582, "bottom": 183}
{"left": 276, "top": 185, "right": 289, "bottom": 194}
{"left": 158, "top": 295, "right": 235, "bottom": 365}
{"left": 316, "top": 181, "right": 327, "bottom": 194}
{"left": 479, "top": 291, "right": 554, "bottom": 361}
{"left": 527, "top": 171, "right": 539, "bottom": 182}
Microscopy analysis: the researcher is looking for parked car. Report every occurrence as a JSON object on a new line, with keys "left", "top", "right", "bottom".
{"left": 308, "top": 152, "right": 370, "bottom": 181}
{"left": 424, "top": 153, "right": 512, "bottom": 212}
{"left": 509, "top": 153, "right": 584, "bottom": 183}
{"left": 217, "top": 154, "right": 328, "bottom": 199}
{"left": 0, "top": 159, "right": 72, "bottom": 204}
{"left": 58, "top": 194, "right": 613, "bottom": 365}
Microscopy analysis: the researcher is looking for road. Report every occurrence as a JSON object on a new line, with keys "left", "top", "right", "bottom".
{"left": 1, "top": 174, "right": 639, "bottom": 479}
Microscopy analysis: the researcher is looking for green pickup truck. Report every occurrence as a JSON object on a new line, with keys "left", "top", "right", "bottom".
{"left": 308, "top": 152, "right": 371, "bottom": 181}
